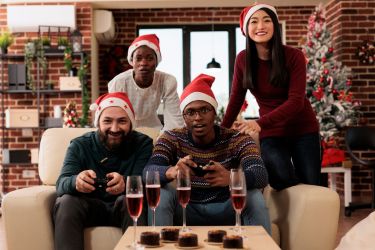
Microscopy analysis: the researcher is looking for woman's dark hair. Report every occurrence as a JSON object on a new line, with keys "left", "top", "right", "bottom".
{"left": 243, "top": 8, "right": 289, "bottom": 89}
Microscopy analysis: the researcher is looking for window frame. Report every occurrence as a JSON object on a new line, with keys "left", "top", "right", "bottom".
{"left": 137, "top": 24, "right": 237, "bottom": 90}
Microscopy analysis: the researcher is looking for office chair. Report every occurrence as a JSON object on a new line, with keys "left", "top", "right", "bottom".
{"left": 345, "top": 126, "right": 375, "bottom": 216}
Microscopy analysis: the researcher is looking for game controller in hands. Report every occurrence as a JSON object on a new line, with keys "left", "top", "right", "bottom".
{"left": 191, "top": 162, "right": 214, "bottom": 177}
{"left": 93, "top": 177, "right": 109, "bottom": 190}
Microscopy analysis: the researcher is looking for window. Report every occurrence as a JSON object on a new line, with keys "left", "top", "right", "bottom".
{"left": 138, "top": 28, "right": 184, "bottom": 95}
{"left": 190, "top": 31, "right": 229, "bottom": 107}
{"left": 138, "top": 23, "right": 284, "bottom": 119}
{"left": 236, "top": 27, "right": 259, "bottom": 118}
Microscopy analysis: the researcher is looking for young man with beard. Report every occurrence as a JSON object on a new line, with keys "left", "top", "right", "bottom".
{"left": 53, "top": 92, "right": 153, "bottom": 250}
{"left": 108, "top": 34, "right": 184, "bottom": 131}
{"left": 143, "top": 74, "right": 271, "bottom": 234}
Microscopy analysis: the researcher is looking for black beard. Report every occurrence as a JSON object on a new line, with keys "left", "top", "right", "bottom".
{"left": 99, "top": 130, "right": 129, "bottom": 151}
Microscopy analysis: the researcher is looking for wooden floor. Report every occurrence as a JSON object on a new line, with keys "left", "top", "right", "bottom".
{"left": 0, "top": 206, "right": 373, "bottom": 249}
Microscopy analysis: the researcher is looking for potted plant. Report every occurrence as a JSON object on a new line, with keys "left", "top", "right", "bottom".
{"left": 0, "top": 30, "right": 14, "bottom": 54}
{"left": 25, "top": 39, "right": 36, "bottom": 56}
{"left": 24, "top": 38, "right": 47, "bottom": 91}
{"left": 41, "top": 36, "right": 51, "bottom": 50}
{"left": 57, "top": 37, "right": 69, "bottom": 50}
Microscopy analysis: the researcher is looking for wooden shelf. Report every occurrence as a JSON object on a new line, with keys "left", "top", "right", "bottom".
{"left": 2, "top": 162, "right": 37, "bottom": 166}
{"left": 1, "top": 89, "right": 81, "bottom": 94}
{"left": 0, "top": 54, "right": 24, "bottom": 60}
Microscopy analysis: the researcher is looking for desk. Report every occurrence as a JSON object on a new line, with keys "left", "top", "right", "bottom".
{"left": 114, "top": 226, "right": 280, "bottom": 250}
{"left": 321, "top": 160, "right": 352, "bottom": 212}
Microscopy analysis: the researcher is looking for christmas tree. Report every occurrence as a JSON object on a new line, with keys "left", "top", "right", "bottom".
{"left": 302, "top": 4, "right": 361, "bottom": 143}
{"left": 63, "top": 101, "right": 80, "bottom": 128}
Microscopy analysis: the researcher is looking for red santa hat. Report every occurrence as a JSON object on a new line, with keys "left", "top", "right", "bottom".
{"left": 127, "top": 34, "right": 162, "bottom": 66}
{"left": 240, "top": 3, "right": 278, "bottom": 35}
{"left": 89, "top": 92, "right": 135, "bottom": 128}
{"left": 180, "top": 74, "right": 218, "bottom": 112}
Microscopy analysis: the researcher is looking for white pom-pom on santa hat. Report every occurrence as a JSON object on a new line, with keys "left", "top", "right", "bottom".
{"left": 127, "top": 34, "right": 162, "bottom": 66}
{"left": 240, "top": 3, "right": 278, "bottom": 35}
{"left": 91, "top": 92, "right": 136, "bottom": 128}
{"left": 180, "top": 74, "right": 218, "bottom": 113}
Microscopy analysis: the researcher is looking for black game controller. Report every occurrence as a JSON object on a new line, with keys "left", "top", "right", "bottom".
{"left": 94, "top": 177, "right": 109, "bottom": 190}
{"left": 191, "top": 162, "right": 214, "bottom": 177}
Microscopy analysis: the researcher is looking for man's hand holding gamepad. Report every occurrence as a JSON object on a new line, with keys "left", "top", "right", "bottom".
{"left": 76, "top": 170, "right": 96, "bottom": 193}
{"left": 166, "top": 155, "right": 196, "bottom": 180}
{"left": 203, "top": 161, "right": 230, "bottom": 187}
{"left": 106, "top": 172, "right": 125, "bottom": 195}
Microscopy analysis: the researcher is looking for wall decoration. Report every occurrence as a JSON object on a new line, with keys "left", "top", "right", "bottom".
{"left": 356, "top": 40, "right": 374, "bottom": 65}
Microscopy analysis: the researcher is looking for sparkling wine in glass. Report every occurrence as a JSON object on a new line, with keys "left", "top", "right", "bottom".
{"left": 230, "top": 168, "right": 247, "bottom": 235}
{"left": 145, "top": 171, "right": 161, "bottom": 230}
{"left": 177, "top": 169, "right": 191, "bottom": 232}
{"left": 126, "top": 175, "right": 144, "bottom": 249}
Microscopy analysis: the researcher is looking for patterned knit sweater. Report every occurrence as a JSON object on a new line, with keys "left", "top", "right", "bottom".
{"left": 143, "top": 125, "right": 268, "bottom": 203}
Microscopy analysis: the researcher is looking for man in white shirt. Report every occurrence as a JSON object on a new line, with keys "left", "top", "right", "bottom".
{"left": 108, "top": 34, "right": 184, "bottom": 131}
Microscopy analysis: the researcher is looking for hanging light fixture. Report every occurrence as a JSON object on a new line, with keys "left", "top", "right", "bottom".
{"left": 207, "top": 58, "right": 221, "bottom": 68}
{"left": 206, "top": 9, "right": 221, "bottom": 69}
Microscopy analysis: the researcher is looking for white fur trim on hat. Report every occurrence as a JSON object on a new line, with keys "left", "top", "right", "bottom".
{"left": 127, "top": 40, "right": 162, "bottom": 66}
{"left": 242, "top": 4, "right": 278, "bottom": 35}
{"left": 93, "top": 98, "right": 136, "bottom": 128}
{"left": 180, "top": 92, "right": 218, "bottom": 113}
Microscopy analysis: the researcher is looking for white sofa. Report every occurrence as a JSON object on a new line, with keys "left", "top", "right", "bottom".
{"left": 3, "top": 127, "right": 340, "bottom": 250}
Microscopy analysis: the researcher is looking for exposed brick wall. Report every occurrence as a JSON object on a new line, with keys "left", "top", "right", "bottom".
{"left": 0, "top": 2, "right": 92, "bottom": 192}
{"left": 325, "top": 0, "right": 375, "bottom": 201}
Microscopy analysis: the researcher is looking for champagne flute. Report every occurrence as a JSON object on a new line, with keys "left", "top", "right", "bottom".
{"left": 126, "top": 175, "right": 144, "bottom": 249}
{"left": 145, "top": 171, "right": 161, "bottom": 230}
{"left": 230, "top": 168, "right": 247, "bottom": 235}
{"left": 177, "top": 169, "right": 191, "bottom": 232}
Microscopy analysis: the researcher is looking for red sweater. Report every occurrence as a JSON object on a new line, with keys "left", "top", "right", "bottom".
{"left": 222, "top": 45, "right": 319, "bottom": 139}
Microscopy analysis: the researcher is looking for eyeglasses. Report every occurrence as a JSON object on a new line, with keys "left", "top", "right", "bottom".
{"left": 183, "top": 107, "right": 213, "bottom": 119}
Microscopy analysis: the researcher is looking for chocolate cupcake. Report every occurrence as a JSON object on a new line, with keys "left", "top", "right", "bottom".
{"left": 207, "top": 229, "right": 227, "bottom": 243}
{"left": 223, "top": 235, "right": 243, "bottom": 249}
{"left": 161, "top": 228, "right": 180, "bottom": 242}
{"left": 140, "top": 231, "right": 160, "bottom": 246}
{"left": 178, "top": 233, "right": 198, "bottom": 247}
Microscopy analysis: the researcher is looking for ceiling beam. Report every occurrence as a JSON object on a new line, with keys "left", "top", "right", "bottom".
{"left": 1, "top": 0, "right": 329, "bottom": 9}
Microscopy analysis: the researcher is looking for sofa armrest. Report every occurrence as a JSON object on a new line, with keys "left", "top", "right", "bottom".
{"left": 3, "top": 186, "right": 57, "bottom": 250}
{"left": 266, "top": 184, "right": 340, "bottom": 250}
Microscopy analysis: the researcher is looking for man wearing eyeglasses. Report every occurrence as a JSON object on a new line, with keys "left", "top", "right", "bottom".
{"left": 143, "top": 74, "right": 271, "bottom": 234}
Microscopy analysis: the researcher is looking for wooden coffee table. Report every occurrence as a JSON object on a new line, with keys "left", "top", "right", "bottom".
{"left": 114, "top": 226, "right": 280, "bottom": 249}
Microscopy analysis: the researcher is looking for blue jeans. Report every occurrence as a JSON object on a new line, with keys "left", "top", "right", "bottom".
{"left": 260, "top": 132, "right": 321, "bottom": 190}
{"left": 151, "top": 183, "right": 271, "bottom": 235}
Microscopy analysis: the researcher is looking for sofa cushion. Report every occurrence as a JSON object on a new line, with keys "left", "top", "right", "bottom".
{"left": 84, "top": 227, "right": 122, "bottom": 250}
{"left": 39, "top": 128, "right": 95, "bottom": 185}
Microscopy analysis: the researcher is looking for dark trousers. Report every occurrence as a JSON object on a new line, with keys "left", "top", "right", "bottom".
{"left": 53, "top": 194, "right": 147, "bottom": 250}
{"left": 260, "top": 132, "right": 321, "bottom": 191}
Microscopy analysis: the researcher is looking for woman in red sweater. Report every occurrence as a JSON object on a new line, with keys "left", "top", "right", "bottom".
{"left": 222, "top": 3, "right": 321, "bottom": 190}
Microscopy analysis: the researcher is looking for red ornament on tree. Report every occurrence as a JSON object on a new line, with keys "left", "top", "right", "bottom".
{"left": 313, "top": 87, "right": 324, "bottom": 100}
